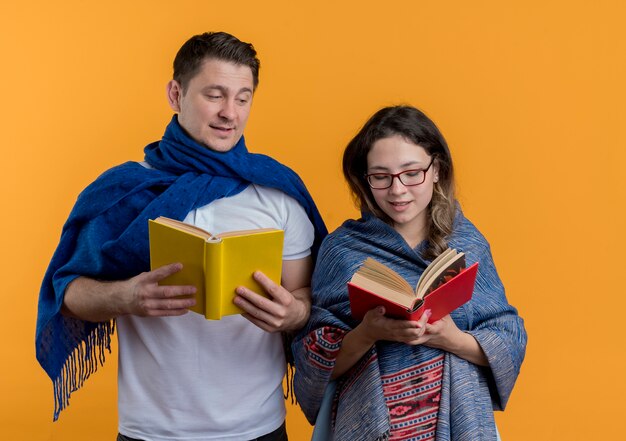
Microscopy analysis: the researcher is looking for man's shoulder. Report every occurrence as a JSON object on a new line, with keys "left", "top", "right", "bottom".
{"left": 76, "top": 161, "right": 153, "bottom": 205}
{"left": 83, "top": 161, "right": 144, "bottom": 186}
{"left": 97, "top": 161, "right": 146, "bottom": 178}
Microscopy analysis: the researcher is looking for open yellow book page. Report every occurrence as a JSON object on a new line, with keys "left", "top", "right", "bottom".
{"left": 350, "top": 272, "right": 415, "bottom": 309}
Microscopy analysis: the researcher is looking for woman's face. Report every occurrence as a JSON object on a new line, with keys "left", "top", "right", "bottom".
{"left": 366, "top": 135, "right": 438, "bottom": 245}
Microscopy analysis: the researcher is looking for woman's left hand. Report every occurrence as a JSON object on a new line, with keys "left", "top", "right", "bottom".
{"left": 416, "top": 314, "right": 463, "bottom": 351}
{"left": 419, "top": 313, "right": 489, "bottom": 366}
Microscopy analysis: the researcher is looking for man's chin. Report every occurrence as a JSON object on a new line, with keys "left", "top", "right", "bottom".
{"left": 202, "top": 138, "right": 237, "bottom": 152}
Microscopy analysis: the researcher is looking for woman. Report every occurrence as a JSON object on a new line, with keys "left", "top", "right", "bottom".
{"left": 293, "top": 106, "right": 527, "bottom": 440}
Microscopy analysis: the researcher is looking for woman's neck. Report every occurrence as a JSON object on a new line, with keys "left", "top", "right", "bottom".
{"left": 394, "top": 221, "right": 428, "bottom": 249}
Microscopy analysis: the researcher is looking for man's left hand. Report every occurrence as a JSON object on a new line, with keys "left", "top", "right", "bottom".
{"left": 234, "top": 270, "right": 309, "bottom": 333}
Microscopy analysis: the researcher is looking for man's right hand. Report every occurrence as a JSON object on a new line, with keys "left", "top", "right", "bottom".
{"left": 62, "top": 263, "right": 197, "bottom": 322}
{"left": 124, "top": 263, "right": 197, "bottom": 317}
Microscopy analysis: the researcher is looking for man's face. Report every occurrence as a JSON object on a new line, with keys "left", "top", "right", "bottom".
{"left": 168, "top": 58, "right": 254, "bottom": 152}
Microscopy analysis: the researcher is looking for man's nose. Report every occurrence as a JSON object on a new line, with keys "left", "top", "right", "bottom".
{"left": 218, "top": 99, "right": 236, "bottom": 120}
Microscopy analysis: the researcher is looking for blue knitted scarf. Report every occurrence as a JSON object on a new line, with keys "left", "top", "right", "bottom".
{"left": 35, "top": 115, "right": 327, "bottom": 420}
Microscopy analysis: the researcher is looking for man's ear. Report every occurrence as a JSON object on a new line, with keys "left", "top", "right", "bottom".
{"left": 166, "top": 80, "right": 183, "bottom": 112}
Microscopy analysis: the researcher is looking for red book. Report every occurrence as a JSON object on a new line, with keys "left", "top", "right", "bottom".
{"left": 348, "top": 249, "right": 478, "bottom": 323}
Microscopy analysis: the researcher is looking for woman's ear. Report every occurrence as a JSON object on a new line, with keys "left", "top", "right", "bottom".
{"left": 433, "top": 161, "right": 440, "bottom": 183}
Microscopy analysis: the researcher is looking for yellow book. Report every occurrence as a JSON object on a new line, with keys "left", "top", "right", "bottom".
{"left": 148, "top": 216, "right": 284, "bottom": 320}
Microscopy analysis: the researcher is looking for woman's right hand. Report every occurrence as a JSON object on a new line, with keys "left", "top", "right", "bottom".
{"left": 358, "top": 306, "right": 431, "bottom": 345}
{"left": 331, "top": 307, "right": 432, "bottom": 379}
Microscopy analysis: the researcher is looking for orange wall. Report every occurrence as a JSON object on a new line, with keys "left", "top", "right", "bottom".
{"left": 2, "top": 1, "right": 625, "bottom": 440}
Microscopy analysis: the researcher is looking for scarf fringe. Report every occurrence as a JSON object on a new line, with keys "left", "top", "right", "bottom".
{"left": 52, "top": 320, "right": 115, "bottom": 421}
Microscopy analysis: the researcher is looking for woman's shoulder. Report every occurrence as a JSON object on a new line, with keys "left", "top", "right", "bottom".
{"left": 319, "top": 218, "right": 362, "bottom": 249}
{"left": 449, "top": 208, "right": 491, "bottom": 252}
{"left": 321, "top": 214, "right": 393, "bottom": 244}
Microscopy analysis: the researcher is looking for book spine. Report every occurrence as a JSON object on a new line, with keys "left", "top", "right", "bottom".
{"left": 204, "top": 240, "right": 224, "bottom": 320}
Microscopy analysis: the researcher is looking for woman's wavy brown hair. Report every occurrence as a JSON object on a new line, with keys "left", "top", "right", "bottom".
{"left": 342, "top": 105, "right": 457, "bottom": 260}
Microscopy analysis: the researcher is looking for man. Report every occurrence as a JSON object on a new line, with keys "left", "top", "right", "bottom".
{"left": 35, "top": 32, "right": 326, "bottom": 441}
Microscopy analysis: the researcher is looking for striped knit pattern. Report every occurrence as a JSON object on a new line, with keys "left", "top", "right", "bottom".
{"left": 306, "top": 327, "right": 346, "bottom": 371}
{"left": 383, "top": 355, "right": 444, "bottom": 440}
{"left": 293, "top": 210, "right": 527, "bottom": 441}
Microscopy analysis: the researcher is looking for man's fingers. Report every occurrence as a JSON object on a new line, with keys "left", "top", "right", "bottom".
{"left": 158, "top": 284, "right": 197, "bottom": 299}
{"left": 234, "top": 290, "right": 282, "bottom": 323}
{"left": 241, "top": 313, "right": 276, "bottom": 333}
{"left": 141, "top": 296, "right": 196, "bottom": 315}
{"left": 137, "top": 263, "right": 197, "bottom": 299}
{"left": 251, "top": 271, "right": 289, "bottom": 302}
{"left": 146, "top": 308, "right": 191, "bottom": 317}
{"left": 144, "top": 263, "right": 184, "bottom": 282}
{"left": 235, "top": 275, "right": 293, "bottom": 317}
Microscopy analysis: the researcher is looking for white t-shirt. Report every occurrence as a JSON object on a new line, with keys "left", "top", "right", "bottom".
{"left": 117, "top": 183, "right": 315, "bottom": 441}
